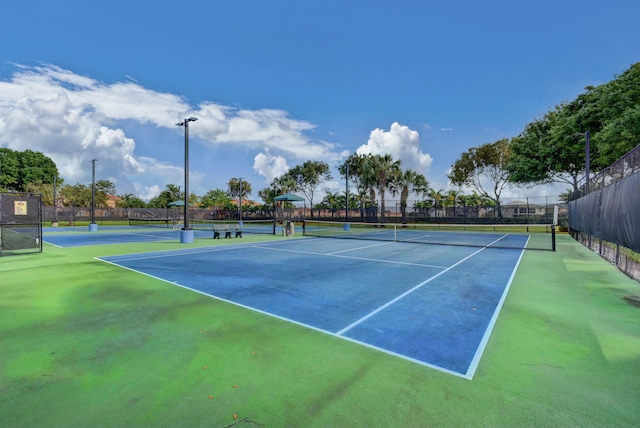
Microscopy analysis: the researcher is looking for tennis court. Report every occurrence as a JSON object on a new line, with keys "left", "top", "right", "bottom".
{"left": 43, "top": 220, "right": 276, "bottom": 247}
{"left": 98, "top": 234, "right": 526, "bottom": 378}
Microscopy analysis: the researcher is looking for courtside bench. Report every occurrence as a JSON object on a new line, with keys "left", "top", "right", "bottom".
{"left": 213, "top": 224, "right": 242, "bottom": 239}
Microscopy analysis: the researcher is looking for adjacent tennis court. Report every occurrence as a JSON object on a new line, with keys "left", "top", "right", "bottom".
{"left": 98, "top": 233, "right": 526, "bottom": 378}
{"left": 44, "top": 229, "right": 208, "bottom": 247}
{"left": 43, "top": 220, "right": 276, "bottom": 247}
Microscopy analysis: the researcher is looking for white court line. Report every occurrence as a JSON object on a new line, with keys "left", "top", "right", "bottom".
{"left": 121, "top": 232, "right": 176, "bottom": 239}
{"left": 97, "top": 238, "right": 303, "bottom": 262}
{"left": 252, "top": 245, "right": 448, "bottom": 269}
{"left": 96, "top": 255, "right": 470, "bottom": 379}
{"left": 99, "top": 244, "right": 244, "bottom": 262}
{"left": 335, "top": 234, "right": 508, "bottom": 336}
{"left": 464, "top": 235, "right": 529, "bottom": 379}
{"left": 326, "top": 241, "right": 394, "bottom": 255}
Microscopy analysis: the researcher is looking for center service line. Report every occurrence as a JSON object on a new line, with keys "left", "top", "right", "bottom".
{"left": 335, "top": 235, "right": 508, "bottom": 336}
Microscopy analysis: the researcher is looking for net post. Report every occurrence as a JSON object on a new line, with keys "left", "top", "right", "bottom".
{"left": 551, "top": 224, "right": 556, "bottom": 252}
{"left": 302, "top": 220, "right": 306, "bottom": 236}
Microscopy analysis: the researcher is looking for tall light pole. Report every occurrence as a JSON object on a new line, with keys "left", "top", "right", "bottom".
{"left": 345, "top": 162, "right": 349, "bottom": 222}
{"left": 237, "top": 177, "right": 243, "bottom": 223}
{"left": 176, "top": 117, "right": 198, "bottom": 242}
{"left": 53, "top": 175, "right": 58, "bottom": 226}
{"left": 89, "top": 159, "right": 98, "bottom": 232}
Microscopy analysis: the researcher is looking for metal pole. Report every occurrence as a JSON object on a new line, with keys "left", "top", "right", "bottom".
{"left": 238, "top": 178, "right": 243, "bottom": 222}
{"left": 176, "top": 117, "right": 197, "bottom": 231}
{"left": 585, "top": 131, "right": 590, "bottom": 192}
{"left": 53, "top": 175, "right": 57, "bottom": 222}
{"left": 345, "top": 162, "right": 349, "bottom": 222}
{"left": 90, "top": 159, "right": 97, "bottom": 224}
{"left": 184, "top": 120, "right": 190, "bottom": 230}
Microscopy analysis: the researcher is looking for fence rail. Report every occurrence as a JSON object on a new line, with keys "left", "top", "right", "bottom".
{"left": 571, "top": 143, "right": 640, "bottom": 200}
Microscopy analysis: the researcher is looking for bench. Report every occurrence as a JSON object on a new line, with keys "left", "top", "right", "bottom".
{"left": 213, "top": 224, "right": 242, "bottom": 239}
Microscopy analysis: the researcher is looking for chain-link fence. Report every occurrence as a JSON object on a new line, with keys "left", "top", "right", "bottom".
{"left": 42, "top": 206, "right": 274, "bottom": 224}
{"left": 42, "top": 195, "right": 568, "bottom": 227}
{"left": 315, "top": 196, "right": 567, "bottom": 226}
{"left": 571, "top": 143, "right": 640, "bottom": 200}
{"left": 0, "top": 192, "right": 42, "bottom": 256}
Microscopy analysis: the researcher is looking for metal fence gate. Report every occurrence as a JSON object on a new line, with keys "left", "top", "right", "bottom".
{"left": 0, "top": 192, "right": 43, "bottom": 256}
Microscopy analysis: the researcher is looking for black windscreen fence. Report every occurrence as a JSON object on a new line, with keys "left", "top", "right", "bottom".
{"left": 0, "top": 192, "right": 43, "bottom": 256}
{"left": 569, "top": 173, "right": 640, "bottom": 253}
{"left": 569, "top": 143, "right": 640, "bottom": 282}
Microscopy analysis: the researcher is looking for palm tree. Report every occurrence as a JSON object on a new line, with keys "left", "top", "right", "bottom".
{"left": 364, "top": 154, "right": 401, "bottom": 223}
{"left": 271, "top": 175, "right": 297, "bottom": 220}
{"left": 428, "top": 188, "right": 445, "bottom": 217}
{"left": 166, "top": 184, "right": 183, "bottom": 202}
{"left": 393, "top": 170, "right": 428, "bottom": 224}
{"left": 444, "top": 189, "right": 460, "bottom": 217}
{"left": 354, "top": 186, "right": 373, "bottom": 219}
{"left": 273, "top": 175, "right": 296, "bottom": 195}
{"left": 322, "top": 191, "right": 340, "bottom": 218}
{"left": 414, "top": 199, "right": 434, "bottom": 217}
{"left": 341, "top": 153, "right": 389, "bottom": 220}
{"left": 355, "top": 154, "right": 379, "bottom": 216}
{"left": 116, "top": 193, "right": 147, "bottom": 209}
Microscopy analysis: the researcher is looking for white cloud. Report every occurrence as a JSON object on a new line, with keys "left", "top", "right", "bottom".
{"left": 356, "top": 122, "right": 433, "bottom": 174}
{"left": 253, "top": 150, "right": 290, "bottom": 182}
{"left": 136, "top": 184, "right": 162, "bottom": 201}
{"left": 0, "top": 64, "right": 340, "bottom": 198}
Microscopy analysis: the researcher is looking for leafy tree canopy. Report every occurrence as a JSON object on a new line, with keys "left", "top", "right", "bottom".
{"left": 0, "top": 148, "right": 60, "bottom": 192}
{"left": 59, "top": 183, "right": 92, "bottom": 207}
{"left": 281, "top": 160, "right": 332, "bottom": 217}
{"left": 508, "top": 62, "right": 640, "bottom": 190}
{"left": 116, "top": 193, "right": 147, "bottom": 208}
{"left": 448, "top": 138, "right": 512, "bottom": 206}
{"left": 227, "top": 178, "right": 252, "bottom": 199}
{"left": 148, "top": 184, "right": 183, "bottom": 208}
{"left": 56, "top": 179, "right": 117, "bottom": 208}
{"left": 201, "top": 188, "right": 234, "bottom": 209}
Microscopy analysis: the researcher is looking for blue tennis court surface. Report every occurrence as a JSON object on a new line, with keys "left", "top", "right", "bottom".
{"left": 98, "top": 237, "right": 525, "bottom": 379}
{"left": 43, "top": 227, "right": 212, "bottom": 247}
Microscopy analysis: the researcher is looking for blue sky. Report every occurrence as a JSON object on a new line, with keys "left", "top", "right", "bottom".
{"left": 1, "top": 0, "right": 639, "bottom": 203}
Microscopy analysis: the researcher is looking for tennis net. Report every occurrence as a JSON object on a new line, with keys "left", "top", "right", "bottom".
{"left": 302, "top": 220, "right": 556, "bottom": 251}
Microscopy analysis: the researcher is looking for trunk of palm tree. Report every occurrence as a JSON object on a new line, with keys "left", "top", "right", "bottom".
{"left": 379, "top": 184, "right": 386, "bottom": 223}
{"left": 400, "top": 188, "right": 409, "bottom": 224}
{"left": 369, "top": 188, "right": 377, "bottom": 222}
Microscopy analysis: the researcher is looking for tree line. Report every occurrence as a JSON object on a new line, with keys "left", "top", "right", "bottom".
{"left": 440, "top": 62, "right": 640, "bottom": 211}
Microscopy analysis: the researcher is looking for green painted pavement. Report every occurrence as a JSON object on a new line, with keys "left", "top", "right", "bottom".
{"left": 1, "top": 233, "right": 639, "bottom": 427}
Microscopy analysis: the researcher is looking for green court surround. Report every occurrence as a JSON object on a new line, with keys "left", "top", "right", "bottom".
{"left": 1, "top": 233, "right": 639, "bottom": 427}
